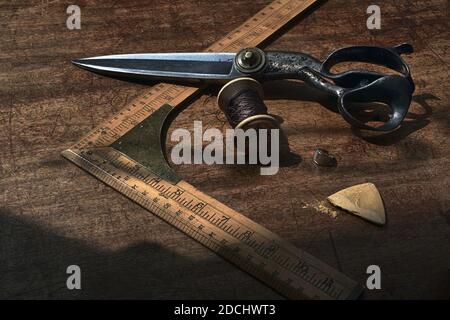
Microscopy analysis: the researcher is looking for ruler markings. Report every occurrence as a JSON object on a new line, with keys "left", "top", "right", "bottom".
{"left": 101, "top": 147, "right": 352, "bottom": 296}
{"left": 63, "top": 0, "right": 362, "bottom": 299}
{"left": 65, "top": 149, "right": 356, "bottom": 297}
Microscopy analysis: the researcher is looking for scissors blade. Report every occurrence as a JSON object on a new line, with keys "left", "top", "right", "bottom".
{"left": 72, "top": 52, "right": 236, "bottom": 82}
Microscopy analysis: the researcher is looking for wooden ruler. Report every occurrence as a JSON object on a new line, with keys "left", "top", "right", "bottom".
{"left": 62, "top": 0, "right": 363, "bottom": 299}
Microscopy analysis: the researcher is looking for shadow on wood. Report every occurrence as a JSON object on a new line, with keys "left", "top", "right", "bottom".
{"left": 0, "top": 208, "right": 280, "bottom": 299}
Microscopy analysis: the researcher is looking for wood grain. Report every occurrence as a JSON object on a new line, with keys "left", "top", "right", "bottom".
{"left": 0, "top": 0, "right": 449, "bottom": 299}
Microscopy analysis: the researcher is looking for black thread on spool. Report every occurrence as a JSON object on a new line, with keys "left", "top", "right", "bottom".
{"left": 224, "top": 89, "right": 269, "bottom": 128}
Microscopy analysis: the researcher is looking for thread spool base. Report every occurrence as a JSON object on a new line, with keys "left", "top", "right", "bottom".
{"left": 217, "top": 77, "right": 279, "bottom": 130}
{"left": 235, "top": 114, "right": 279, "bottom": 131}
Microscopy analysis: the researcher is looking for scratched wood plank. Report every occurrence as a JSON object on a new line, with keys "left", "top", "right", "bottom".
{"left": 0, "top": 0, "right": 449, "bottom": 299}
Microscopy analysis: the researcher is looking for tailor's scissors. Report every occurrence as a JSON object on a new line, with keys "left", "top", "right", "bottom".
{"left": 73, "top": 44, "right": 415, "bottom": 131}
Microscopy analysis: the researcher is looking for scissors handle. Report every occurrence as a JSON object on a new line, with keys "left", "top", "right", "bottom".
{"left": 262, "top": 44, "right": 415, "bottom": 131}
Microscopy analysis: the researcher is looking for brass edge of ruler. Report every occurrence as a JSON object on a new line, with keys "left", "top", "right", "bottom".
{"left": 62, "top": 147, "right": 363, "bottom": 300}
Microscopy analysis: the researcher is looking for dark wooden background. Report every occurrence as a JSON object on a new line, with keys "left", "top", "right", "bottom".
{"left": 1, "top": 0, "right": 449, "bottom": 299}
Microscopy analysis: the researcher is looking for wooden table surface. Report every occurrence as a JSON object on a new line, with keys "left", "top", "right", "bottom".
{"left": 1, "top": 0, "right": 449, "bottom": 299}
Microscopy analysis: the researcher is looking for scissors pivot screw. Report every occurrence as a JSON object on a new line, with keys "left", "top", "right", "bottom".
{"left": 235, "top": 47, "right": 266, "bottom": 73}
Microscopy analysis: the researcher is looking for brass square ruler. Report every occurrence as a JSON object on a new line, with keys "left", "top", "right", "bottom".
{"left": 62, "top": 0, "right": 363, "bottom": 299}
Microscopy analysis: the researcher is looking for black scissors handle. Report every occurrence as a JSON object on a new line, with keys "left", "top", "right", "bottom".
{"left": 261, "top": 43, "right": 415, "bottom": 131}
